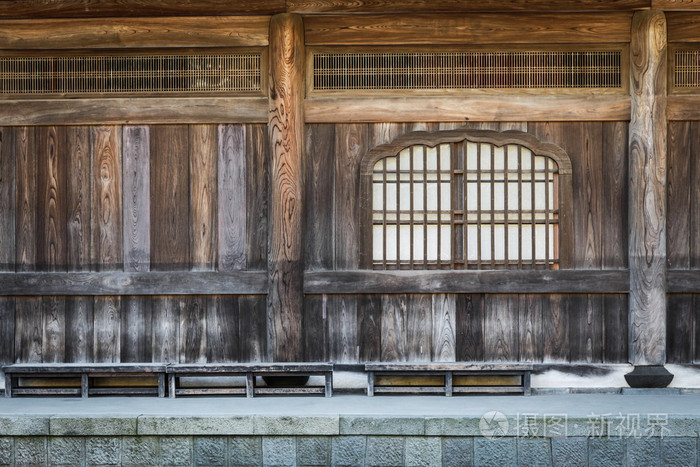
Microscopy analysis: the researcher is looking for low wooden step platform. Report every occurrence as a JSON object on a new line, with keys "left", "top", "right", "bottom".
{"left": 3, "top": 363, "right": 167, "bottom": 398}
{"left": 365, "top": 362, "right": 533, "bottom": 396}
{"left": 166, "top": 363, "right": 334, "bottom": 398}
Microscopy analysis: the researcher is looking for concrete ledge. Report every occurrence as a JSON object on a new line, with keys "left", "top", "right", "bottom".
{"left": 340, "top": 416, "right": 425, "bottom": 435}
{"left": 50, "top": 416, "right": 137, "bottom": 436}
{"left": 137, "top": 416, "right": 254, "bottom": 435}
{"left": 0, "top": 417, "right": 49, "bottom": 436}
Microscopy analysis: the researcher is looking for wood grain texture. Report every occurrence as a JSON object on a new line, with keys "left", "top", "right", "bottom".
{"left": 569, "top": 294, "right": 603, "bottom": 363}
{"left": 668, "top": 97, "right": 700, "bottom": 121}
{"left": 66, "top": 127, "right": 91, "bottom": 271}
{"left": 602, "top": 122, "right": 629, "bottom": 269}
{"left": 519, "top": 294, "right": 543, "bottom": 362}
{"left": 455, "top": 294, "right": 484, "bottom": 362}
{"left": 93, "top": 297, "right": 120, "bottom": 362}
{"left": 239, "top": 295, "right": 267, "bottom": 362}
{"left": 542, "top": 295, "right": 569, "bottom": 362}
{"left": 267, "top": 14, "right": 305, "bottom": 362}
{"left": 180, "top": 297, "right": 207, "bottom": 363}
{"left": 328, "top": 296, "right": 358, "bottom": 362}
{"left": 14, "top": 127, "right": 35, "bottom": 271}
{"left": 190, "top": 125, "right": 218, "bottom": 271}
{"left": 668, "top": 12, "right": 700, "bottom": 41}
{"left": 246, "top": 124, "right": 269, "bottom": 270}
{"left": 358, "top": 294, "right": 381, "bottom": 362}
{"left": 304, "top": 124, "right": 335, "bottom": 270}
{"left": 629, "top": 10, "right": 668, "bottom": 366}
{"left": 91, "top": 126, "right": 122, "bottom": 271}
{"left": 667, "top": 122, "right": 691, "bottom": 269}
{"left": 206, "top": 296, "right": 240, "bottom": 362}
{"left": 655, "top": 0, "right": 700, "bottom": 9}
{"left": 302, "top": 295, "right": 327, "bottom": 361}
{"left": 667, "top": 294, "right": 693, "bottom": 362}
{"left": 0, "top": 127, "right": 15, "bottom": 271}
{"left": 484, "top": 294, "right": 519, "bottom": 362}
{"left": 217, "top": 125, "right": 246, "bottom": 272}
{"left": 304, "top": 13, "right": 632, "bottom": 45}
{"left": 121, "top": 297, "right": 152, "bottom": 362}
{"left": 150, "top": 125, "right": 189, "bottom": 271}
{"left": 0, "top": 98, "right": 269, "bottom": 126}
{"left": 0, "top": 16, "right": 270, "bottom": 49}
{"left": 381, "top": 294, "right": 408, "bottom": 362}
{"left": 65, "top": 297, "right": 93, "bottom": 363}
{"left": 306, "top": 96, "right": 631, "bottom": 123}
{"left": 0, "top": 298, "right": 15, "bottom": 366}
{"left": 122, "top": 126, "right": 150, "bottom": 273}
{"left": 694, "top": 295, "right": 700, "bottom": 363}
{"left": 42, "top": 297, "right": 65, "bottom": 363}
{"left": 406, "top": 294, "right": 431, "bottom": 361}
{"left": 431, "top": 294, "right": 456, "bottom": 362}
{"left": 603, "top": 294, "right": 628, "bottom": 363}
{"left": 36, "top": 126, "right": 67, "bottom": 271}
{"left": 689, "top": 122, "right": 700, "bottom": 268}
{"left": 15, "top": 298, "right": 42, "bottom": 363}
{"left": 291, "top": 0, "right": 649, "bottom": 12}
{"left": 151, "top": 297, "right": 182, "bottom": 363}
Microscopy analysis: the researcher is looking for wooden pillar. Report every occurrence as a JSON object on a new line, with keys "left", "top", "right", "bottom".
{"left": 267, "top": 13, "right": 305, "bottom": 362}
{"left": 626, "top": 10, "right": 672, "bottom": 387}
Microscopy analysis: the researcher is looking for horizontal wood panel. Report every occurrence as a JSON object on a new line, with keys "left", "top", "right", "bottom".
{"left": 304, "top": 13, "right": 632, "bottom": 45}
{"left": 668, "top": 96, "right": 700, "bottom": 120}
{"left": 669, "top": 270, "right": 700, "bottom": 292}
{"left": 668, "top": 12, "right": 700, "bottom": 41}
{"left": 655, "top": 0, "right": 700, "bottom": 10}
{"left": 304, "top": 270, "right": 630, "bottom": 294}
{"left": 0, "top": 98, "right": 268, "bottom": 126}
{"left": 0, "top": 17, "right": 270, "bottom": 49}
{"left": 305, "top": 96, "right": 631, "bottom": 123}
{"left": 0, "top": 271, "right": 267, "bottom": 295}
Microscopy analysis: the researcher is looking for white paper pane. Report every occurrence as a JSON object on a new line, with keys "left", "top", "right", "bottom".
{"left": 494, "top": 146, "right": 505, "bottom": 170}
{"left": 521, "top": 183, "right": 532, "bottom": 211}
{"left": 507, "top": 145, "right": 519, "bottom": 170}
{"left": 426, "top": 225, "right": 438, "bottom": 261}
{"left": 385, "top": 225, "right": 397, "bottom": 261}
{"left": 494, "top": 182, "right": 504, "bottom": 211}
{"left": 521, "top": 148, "right": 532, "bottom": 170}
{"left": 534, "top": 155, "right": 545, "bottom": 170}
{"left": 521, "top": 224, "right": 532, "bottom": 260}
{"left": 399, "top": 225, "right": 412, "bottom": 261}
{"left": 494, "top": 224, "right": 505, "bottom": 261}
{"left": 467, "top": 182, "right": 478, "bottom": 211}
{"left": 440, "top": 144, "right": 451, "bottom": 169}
{"left": 534, "top": 182, "right": 546, "bottom": 210}
{"left": 508, "top": 225, "right": 520, "bottom": 261}
{"left": 549, "top": 181, "right": 555, "bottom": 211}
{"left": 466, "top": 142, "right": 478, "bottom": 170}
{"left": 466, "top": 225, "right": 479, "bottom": 261}
{"left": 399, "top": 148, "right": 411, "bottom": 169}
{"left": 400, "top": 182, "right": 411, "bottom": 210}
{"left": 414, "top": 183, "right": 424, "bottom": 211}
{"left": 549, "top": 158, "right": 556, "bottom": 171}
{"left": 535, "top": 224, "right": 547, "bottom": 260}
{"left": 480, "top": 184, "right": 491, "bottom": 211}
{"left": 480, "top": 143, "right": 491, "bottom": 170}
{"left": 386, "top": 183, "right": 397, "bottom": 211}
{"left": 413, "top": 226, "right": 425, "bottom": 260}
{"left": 549, "top": 224, "right": 556, "bottom": 259}
{"left": 508, "top": 182, "right": 520, "bottom": 212}
{"left": 441, "top": 182, "right": 451, "bottom": 210}
{"left": 480, "top": 225, "right": 492, "bottom": 261}
{"left": 440, "top": 225, "right": 452, "bottom": 261}
{"left": 413, "top": 146, "right": 424, "bottom": 171}
{"left": 426, "top": 146, "right": 438, "bottom": 170}
{"left": 427, "top": 182, "right": 438, "bottom": 211}
{"left": 373, "top": 226, "right": 384, "bottom": 261}
{"left": 373, "top": 183, "right": 383, "bottom": 211}
{"left": 385, "top": 156, "right": 397, "bottom": 171}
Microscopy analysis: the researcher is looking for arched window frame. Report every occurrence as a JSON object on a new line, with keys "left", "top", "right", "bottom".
{"left": 359, "top": 129, "right": 573, "bottom": 270}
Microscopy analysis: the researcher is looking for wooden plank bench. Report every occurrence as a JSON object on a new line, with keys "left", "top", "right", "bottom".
{"left": 365, "top": 363, "right": 533, "bottom": 396}
{"left": 3, "top": 363, "right": 167, "bottom": 398}
{"left": 166, "top": 363, "right": 333, "bottom": 398}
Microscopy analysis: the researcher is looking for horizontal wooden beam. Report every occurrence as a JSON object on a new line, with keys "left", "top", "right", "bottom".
{"left": 668, "top": 12, "right": 700, "bottom": 41}
{"left": 668, "top": 270, "right": 700, "bottom": 292}
{"left": 304, "top": 13, "right": 633, "bottom": 45}
{"left": 304, "top": 270, "right": 630, "bottom": 294}
{"left": 654, "top": 0, "right": 700, "bottom": 11}
{"left": 0, "top": 271, "right": 268, "bottom": 296}
{"left": 0, "top": 16, "right": 270, "bottom": 49}
{"left": 668, "top": 96, "right": 700, "bottom": 120}
{"left": 305, "top": 96, "right": 632, "bottom": 123}
{"left": 0, "top": 98, "right": 268, "bottom": 126}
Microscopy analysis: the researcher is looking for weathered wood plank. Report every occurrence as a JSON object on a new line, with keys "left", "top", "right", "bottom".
{"left": 0, "top": 127, "right": 15, "bottom": 272}
{"left": 0, "top": 298, "right": 15, "bottom": 367}
{"left": 150, "top": 125, "right": 189, "bottom": 271}
{"left": 151, "top": 297, "right": 181, "bottom": 363}
{"left": 66, "top": 127, "right": 91, "bottom": 271}
{"left": 303, "top": 295, "right": 327, "bottom": 361}
{"left": 335, "top": 124, "right": 368, "bottom": 269}
{"left": 358, "top": 294, "right": 382, "bottom": 362}
{"left": 667, "top": 122, "right": 691, "bottom": 269}
{"left": 690, "top": 122, "right": 700, "bottom": 269}
{"left": 217, "top": 125, "right": 246, "bottom": 272}
{"left": 305, "top": 96, "right": 631, "bottom": 123}
{"left": 206, "top": 296, "right": 239, "bottom": 363}
{"left": 667, "top": 294, "right": 693, "bottom": 363}
{"left": 328, "top": 296, "right": 358, "bottom": 363}
{"left": 239, "top": 295, "right": 267, "bottom": 362}
{"left": 519, "top": 294, "right": 543, "bottom": 363}
{"left": 654, "top": 0, "right": 700, "bottom": 10}
{"left": 484, "top": 294, "right": 518, "bottom": 362}
{"left": 14, "top": 127, "right": 35, "bottom": 272}
{"left": 694, "top": 295, "right": 700, "bottom": 363}
{"left": 602, "top": 122, "right": 628, "bottom": 269}
{"left": 121, "top": 297, "right": 152, "bottom": 363}
{"left": 291, "top": 0, "right": 649, "bottom": 12}
{"left": 93, "top": 297, "right": 120, "bottom": 362}
{"left": 246, "top": 124, "right": 269, "bottom": 270}
{"left": 542, "top": 294, "right": 569, "bottom": 362}
{"left": 0, "top": 17, "right": 270, "bottom": 49}
{"left": 42, "top": 297, "right": 65, "bottom": 363}
{"left": 65, "top": 297, "right": 93, "bottom": 363}
{"left": 304, "top": 13, "right": 632, "bottom": 45}
{"left": 667, "top": 11, "right": 700, "bottom": 41}
{"left": 406, "top": 294, "right": 432, "bottom": 362}
{"left": 629, "top": 10, "right": 668, "bottom": 366}
{"left": 455, "top": 294, "right": 484, "bottom": 362}
{"left": 603, "top": 294, "right": 628, "bottom": 363}
{"left": 91, "top": 126, "right": 122, "bottom": 271}
{"left": 15, "top": 298, "right": 42, "bottom": 363}
{"left": 431, "top": 294, "right": 456, "bottom": 362}
{"left": 569, "top": 294, "right": 603, "bottom": 363}
{"left": 668, "top": 97, "right": 700, "bottom": 121}
{"left": 267, "top": 14, "right": 305, "bottom": 362}
{"left": 180, "top": 297, "right": 207, "bottom": 363}
{"left": 304, "top": 124, "right": 335, "bottom": 270}
{"left": 190, "top": 125, "right": 218, "bottom": 271}
{"left": 575, "top": 123, "right": 604, "bottom": 269}
{"left": 381, "top": 294, "right": 408, "bottom": 362}
{"left": 122, "top": 126, "right": 150, "bottom": 273}
{"left": 0, "top": 98, "right": 269, "bottom": 127}
{"left": 36, "top": 126, "right": 67, "bottom": 272}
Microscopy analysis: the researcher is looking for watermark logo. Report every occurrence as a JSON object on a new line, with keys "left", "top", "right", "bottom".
{"left": 479, "top": 411, "right": 509, "bottom": 439}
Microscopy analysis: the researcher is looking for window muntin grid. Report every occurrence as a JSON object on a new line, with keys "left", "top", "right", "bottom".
{"left": 372, "top": 141, "right": 559, "bottom": 270}
{"left": 674, "top": 49, "right": 700, "bottom": 89}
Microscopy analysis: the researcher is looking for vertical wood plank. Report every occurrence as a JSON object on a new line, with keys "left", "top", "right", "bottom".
{"left": 689, "top": 122, "right": 700, "bottom": 268}
{"left": 42, "top": 297, "right": 65, "bottom": 363}
{"left": 328, "top": 296, "right": 358, "bottom": 363}
{"left": 239, "top": 295, "right": 267, "bottom": 362}
{"left": 15, "top": 127, "right": 36, "bottom": 271}
{"left": 206, "top": 296, "right": 239, "bottom": 363}
{"left": 246, "top": 124, "right": 269, "bottom": 270}
{"left": 603, "top": 294, "right": 629, "bottom": 363}
{"left": 66, "top": 126, "right": 91, "bottom": 271}
{"left": 93, "top": 297, "right": 121, "bottom": 363}
{"left": 358, "top": 294, "right": 381, "bottom": 362}
{"left": 694, "top": 295, "right": 700, "bottom": 363}
{"left": 37, "top": 126, "right": 67, "bottom": 271}
{"left": 91, "top": 126, "right": 123, "bottom": 271}
{"left": 121, "top": 297, "right": 152, "bottom": 363}
{"left": 569, "top": 294, "right": 603, "bottom": 363}
{"left": 484, "top": 294, "right": 519, "bottom": 362}
{"left": 180, "top": 296, "right": 207, "bottom": 363}
{"left": 380, "top": 294, "right": 407, "bottom": 362}
{"left": 65, "top": 297, "right": 93, "bottom": 363}
{"left": 667, "top": 294, "right": 693, "bottom": 363}
{"left": 602, "top": 121, "right": 629, "bottom": 269}
{"left": 542, "top": 294, "right": 570, "bottom": 362}
{"left": 150, "top": 125, "right": 189, "bottom": 271}
{"left": 190, "top": 124, "right": 218, "bottom": 271}
{"left": 335, "top": 123, "right": 368, "bottom": 269}
{"left": 455, "top": 294, "right": 484, "bottom": 362}
{"left": 267, "top": 14, "right": 305, "bottom": 362}
{"left": 0, "top": 298, "right": 15, "bottom": 367}
{"left": 629, "top": 10, "right": 667, "bottom": 365}
{"left": 218, "top": 124, "right": 246, "bottom": 272}
{"left": 667, "top": 122, "right": 690, "bottom": 269}
{"left": 151, "top": 297, "right": 181, "bottom": 363}
{"left": 15, "top": 298, "right": 42, "bottom": 363}
{"left": 406, "top": 294, "right": 431, "bottom": 362}
{"left": 0, "top": 127, "right": 15, "bottom": 271}
{"left": 303, "top": 295, "right": 327, "bottom": 361}
{"left": 519, "top": 294, "right": 543, "bottom": 363}
{"left": 432, "top": 294, "right": 456, "bottom": 362}
{"left": 122, "top": 125, "right": 150, "bottom": 273}
{"left": 304, "top": 124, "right": 335, "bottom": 270}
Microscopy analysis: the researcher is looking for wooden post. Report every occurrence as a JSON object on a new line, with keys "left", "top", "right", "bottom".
{"left": 626, "top": 10, "right": 673, "bottom": 387}
{"left": 267, "top": 13, "right": 305, "bottom": 362}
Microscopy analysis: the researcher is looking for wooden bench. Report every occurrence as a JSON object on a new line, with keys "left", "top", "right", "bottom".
{"left": 365, "top": 363, "right": 532, "bottom": 396}
{"left": 3, "top": 363, "right": 167, "bottom": 398}
{"left": 167, "top": 363, "right": 334, "bottom": 398}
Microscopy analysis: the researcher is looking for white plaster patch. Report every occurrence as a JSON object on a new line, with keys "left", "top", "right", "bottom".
{"left": 532, "top": 365, "right": 632, "bottom": 388}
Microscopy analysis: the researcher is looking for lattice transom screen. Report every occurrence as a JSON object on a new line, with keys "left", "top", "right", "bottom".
{"left": 0, "top": 52, "right": 262, "bottom": 96}
{"left": 674, "top": 49, "right": 700, "bottom": 89}
{"left": 372, "top": 142, "right": 559, "bottom": 270}
{"left": 313, "top": 50, "right": 622, "bottom": 91}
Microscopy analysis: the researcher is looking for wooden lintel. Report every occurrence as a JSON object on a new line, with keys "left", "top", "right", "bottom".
{"left": 668, "top": 270, "right": 700, "bottom": 292}
{"left": 655, "top": 0, "right": 700, "bottom": 11}
{"left": 304, "top": 13, "right": 633, "bottom": 45}
{"left": 305, "top": 96, "right": 631, "bottom": 123}
{"left": 267, "top": 13, "right": 305, "bottom": 362}
{"left": 628, "top": 10, "right": 667, "bottom": 366}
{"left": 667, "top": 12, "right": 700, "bottom": 41}
{"left": 668, "top": 96, "right": 700, "bottom": 120}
